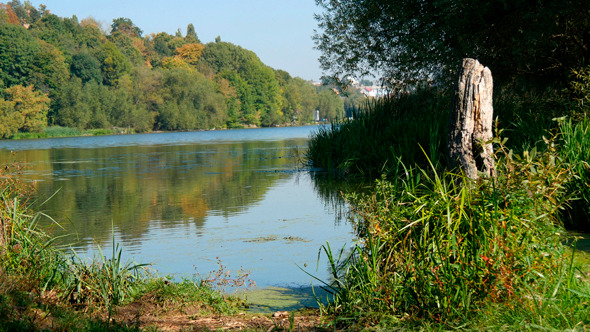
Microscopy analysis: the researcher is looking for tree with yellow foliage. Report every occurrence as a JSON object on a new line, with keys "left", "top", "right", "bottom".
{"left": 0, "top": 85, "right": 50, "bottom": 138}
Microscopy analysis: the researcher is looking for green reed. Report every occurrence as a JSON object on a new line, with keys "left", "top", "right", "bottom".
{"left": 65, "top": 227, "right": 148, "bottom": 322}
{"left": 558, "top": 117, "right": 590, "bottom": 230}
{"left": 307, "top": 89, "right": 450, "bottom": 178}
{"left": 0, "top": 168, "right": 243, "bottom": 329}
{"left": 317, "top": 137, "right": 589, "bottom": 329}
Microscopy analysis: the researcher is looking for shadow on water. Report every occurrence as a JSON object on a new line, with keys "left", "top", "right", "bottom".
{"left": 309, "top": 171, "right": 368, "bottom": 226}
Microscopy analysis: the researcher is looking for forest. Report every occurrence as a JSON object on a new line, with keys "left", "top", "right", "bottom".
{"left": 0, "top": 0, "right": 345, "bottom": 139}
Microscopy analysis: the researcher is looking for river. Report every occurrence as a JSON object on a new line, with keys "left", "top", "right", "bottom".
{"left": 0, "top": 126, "right": 356, "bottom": 296}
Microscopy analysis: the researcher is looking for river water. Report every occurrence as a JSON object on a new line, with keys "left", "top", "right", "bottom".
{"left": 0, "top": 126, "right": 356, "bottom": 293}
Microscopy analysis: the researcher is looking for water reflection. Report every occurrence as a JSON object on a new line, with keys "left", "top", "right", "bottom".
{"left": 0, "top": 127, "right": 355, "bottom": 288}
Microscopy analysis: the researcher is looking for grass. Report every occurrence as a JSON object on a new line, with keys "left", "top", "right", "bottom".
{"left": 313, "top": 143, "right": 589, "bottom": 329}
{"left": 307, "top": 88, "right": 590, "bottom": 330}
{"left": 8, "top": 126, "right": 135, "bottom": 140}
{"left": 0, "top": 163, "right": 249, "bottom": 330}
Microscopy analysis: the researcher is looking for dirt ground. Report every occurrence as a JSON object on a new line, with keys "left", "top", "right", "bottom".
{"left": 110, "top": 293, "right": 328, "bottom": 331}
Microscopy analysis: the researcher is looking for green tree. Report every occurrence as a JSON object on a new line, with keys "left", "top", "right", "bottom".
{"left": 70, "top": 51, "right": 103, "bottom": 84}
{"left": 110, "top": 17, "right": 142, "bottom": 37}
{"left": 186, "top": 23, "right": 200, "bottom": 43}
{"left": 0, "top": 23, "right": 68, "bottom": 92}
{"left": 317, "top": 88, "right": 344, "bottom": 121}
{"left": 314, "top": 0, "right": 590, "bottom": 88}
{"left": 282, "top": 77, "right": 319, "bottom": 124}
{"left": 156, "top": 69, "right": 226, "bottom": 130}
{"left": 201, "top": 41, "right": 282, "bottom": 126}
{"left": 51, "top": 77, "right": 89, "bottom": 128}
{"left": 96, "top": 41, "right": 132, "bottom": 86}
{"left": 109, "top": 31, "right": 144, "bottom": 65}
{"left": 29, "top": 13, "right": 75, "bottom": 52}
{"left": 0, "top": 24, "right": 40, "bottom": 87}
{"left": 31, "top": 40, "right": 69, "bottom": 92}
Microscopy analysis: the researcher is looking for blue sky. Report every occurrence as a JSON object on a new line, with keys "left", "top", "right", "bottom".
{"left": 27, "top": 0, "right": 324, "bottom": 81}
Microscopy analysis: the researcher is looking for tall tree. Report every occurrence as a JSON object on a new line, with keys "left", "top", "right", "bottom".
{"left": 186, "top": 23, "right": 201, "bottom": 43}
{"left": 0, "top": 85, "right": 50, "bottom": 135}
{"left": 110, "top": 17, "right": 142, "bottom": 37}
{"left": 0, "top": 24, "right": 40, "bottom": 87}
{"left": 314, "top": 0, "right": 590, "bottom": 88}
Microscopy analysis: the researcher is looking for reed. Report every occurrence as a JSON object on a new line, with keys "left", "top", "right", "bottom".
{"left": 316, "top": 137, "right": 589, "bottom": 329}
{"left": 558, "top": 117, "right": 590, "bottom": 230}
{"left": 307, "top": 88, "right": 450, "bottom": 178}
{"left": 0, "top": 167, "right": 244, "bottom": 329}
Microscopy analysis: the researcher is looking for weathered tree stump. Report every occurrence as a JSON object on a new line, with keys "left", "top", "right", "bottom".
{"left": 447, "top": 58, "right": 495, "bottom": 180}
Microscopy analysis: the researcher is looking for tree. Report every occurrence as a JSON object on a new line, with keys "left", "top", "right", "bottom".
{"left": 155, "top": 69, "right": 227, "bottom": 130}
{"left": 0, "top": 3, "right": 20, "bottom": 25}
{"left": 0, "top": 85, "right": 50, "bottom": 134}
{"left": 317, "top": 88, "right": 344, "bottom": 121}
{"left": 0, "top": 98, "right": 20, "bottom": 138}
{"left": 51, "top": 77, "right": 88, "bottom": 128}
{"left": 186, "top": 23, "right": 201, "bottom": 43}
{"left": 70, "top": 51, "right": 103, "bottom": 84}
{"left": 282, "top": 77, "right": 319, "bottom": 124}
{"left": 111, "top": 17, "right": 142, "bottom": 37}
{"left": 201, "top": 41, "right": 283, "bottom": 126}
{"left": 175, "top": 43, "right": 205, "bottom": 66}
{"left": 314, "top": 0, "right": 590, "bottom": 88}
{"left": 31, "top": 40, "right": 69, "bottom": 92}
{"left": 0, "top": 24, "right": 41, "bottom": 87}
{"left": 96, "top": 42, "right": 132, "bottom": 86}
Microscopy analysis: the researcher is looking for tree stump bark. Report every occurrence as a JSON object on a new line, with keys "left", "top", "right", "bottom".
{"left": 447, "top": 58, "right": 495, "bottom": 180}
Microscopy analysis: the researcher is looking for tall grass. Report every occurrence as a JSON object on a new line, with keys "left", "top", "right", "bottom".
{"left": 559, "top": 117, "right": 590, "bottom": 230}
{"left": 316, "top": 138, "right": 589, "bottom": 328}
{"left": 0, "top": 164, "right": 244, "bottom": 329}
{"left": 307, "top": 89, "right": 451, "bottom": 178}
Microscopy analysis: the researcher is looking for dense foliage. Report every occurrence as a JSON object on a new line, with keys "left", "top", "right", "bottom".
{"left": 314, "top": 0, "right": 590, "bottom": 89}
{"left": 316, "top": 139, "right": 590, "bottom": 329}
{"left": 309, "top": 1, "right": 590, "bottom": 326}
{"left": 0, "top": 0, "right": 345, "bottom": 138}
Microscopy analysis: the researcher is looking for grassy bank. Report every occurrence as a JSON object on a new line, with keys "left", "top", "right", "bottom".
{"left": 307, "top": 90, "right": 590, "bottom": 330}
{"left": 9, "top": 126, "right": 136, "bottom": 140}
{"left": 0, "top": 163, "right": 253, "bottom": 330}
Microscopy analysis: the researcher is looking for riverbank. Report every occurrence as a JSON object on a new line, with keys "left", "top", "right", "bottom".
{"left": 306, "top": 89, "right": 590, "bottom": 329}
{"left": 0, "top": 166, "right": 328, "bottom": 331}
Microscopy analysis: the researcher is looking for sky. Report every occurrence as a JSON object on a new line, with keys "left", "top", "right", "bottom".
{"left": 27, "top": 0, "right": 325, "bottom": 81}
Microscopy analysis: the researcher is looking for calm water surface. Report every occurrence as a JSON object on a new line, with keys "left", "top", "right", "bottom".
{"left": 0, "top": 126, "right": 355, "bottom": 289}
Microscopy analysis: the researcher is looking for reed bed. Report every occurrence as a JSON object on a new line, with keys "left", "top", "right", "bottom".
{"left": 307, "top": 89, "right": 451, "bottom": 178}
{"left": 308, "top": 90, "right": 590, "bottom": 329}
{"left": 315, "top": 142, "right": 589, "bottom": 328}
{"left": 559, "top": 117, "right": 590, "bottom": 230}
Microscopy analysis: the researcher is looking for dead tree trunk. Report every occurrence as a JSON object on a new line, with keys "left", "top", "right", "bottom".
{"left": 447, "top": 58, "right": 495, "bottom": 180}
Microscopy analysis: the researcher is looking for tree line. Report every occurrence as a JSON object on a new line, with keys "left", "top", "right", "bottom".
{"left": 0, "top": 0, "right": 345, "bottom": 138}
